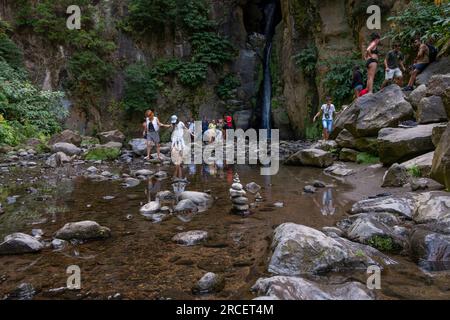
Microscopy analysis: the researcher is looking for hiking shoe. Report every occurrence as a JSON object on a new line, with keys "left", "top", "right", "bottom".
{"left": 402, "top": 86, "right": 414, "bottom": 91}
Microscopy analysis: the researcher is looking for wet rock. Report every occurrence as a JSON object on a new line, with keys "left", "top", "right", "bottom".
{"left": 401, "top": 151, "right": 434, "bottom": 178}
{"left": 268, "top": 223, "right": 394, "bottom": 276}
{"left": 432, "top": 123, "right": 447, "bottom": 147}
{"left": 333, "top": 85, "right": 414, "bottom": 138}
{"left": 129, "top": 138, "right": 147, "bottom": 156}
{"left": 230, "top": 174, "right": 250, "bottom": 215}
{"left": 245, "top": 182, "right": 261, "bottom": 194}
{"left": 311, "top": 140, "right": 338, "bottom": 152}
{"left": 339, "top": 148, "right": 358, "bottom": 162}
{"left": 274, "top": 202, "right": 284, "bottom": 208}
{"left": 51, "top": 142, "right": 81, "bottom": 156}
{"left": 156, "top": 190, "right": 175, "bottom": 202}
{"left": 0, "top": 233, "right": 43, "bottom": 255}
{"left": 285, "top": 148, "right": 334, "bottom": 168}
{"left": 174, "top": 199, "right": 198, "bottom": 213}
{"left": 5, "top": 283, "right": 35, "bottom": 300}
{"left": 98, "top": 130, "right": 125, "bottom": 144}
{"left": 102, "top": 195, "right": 115, "bottom": 200}
{"left": 133, "top": 169, "right": 154, "bottom": 177}
{"left": 335, "top": 129, "right": 356, "bottom": 149}
{"left": 303, "top": 185, "right": 316, "bottom": 194}
{"left": 417, "top": 96, "right": 447, "bottom": 124}
{"left": 413, "top": 192, "right": 450, "bottom": 224}
{"left": 252, "top": 276, "right": 373, "bottom": 300}
{"left": 49, "top": 130, "right": 82, "bottom": 147}
{"left": 154, "top": 171, "right": 168, "bottom": 179}
{"left": 55, "top": 221, "right": 111, "bottom": 240}
{"left": 407, "top": 84, "right": 427, "bottom": 110}
{"left": 321, "top": 227, "right": 344, "bottom": 238}
{"left": 144, "top": 213, "right": 169, "bottom": 223}
{"left": 192, "top": 272, "right": 225, "bottom": 294}
{"left": 324, "top": 163, "right": 354, "bottom": 176}
{"left": 140, "top": 201, "right": 161, "bottom": 215}
{"left": 313, "top": 180, "right": 326, "bottom": 188}
{"left": 31, "top": 229, "right": 44, "bottom": 239}
{"left": 351, "top": 195, "right": 416, "bottom": 218}
{"left": 409, "top": 177, "right": 444, "bottom": 191}
{"left": 87, "top": 166, "right": 98, "bottom": 174}
{"left": 122, "top": 177, "right": 140, "bottom": 188}
{"left": 346, "top": 216, "right": 402, "bottom": 249}
{"left": 378, "top": 123, "right": 442, "bottom": 165}
{"left": 431, "top": 123, "right": 450, "bottom": 189}
{"left": 410, "top": 227, "right": 450, "bottom": 268}
{"left": 172, "top": 230, "right": 208, "bottom": 246}
{"left": 179, "top": 191, "right": 213, "bottom": 207}
{"left": 51, "top": 238, "right": 67, "bottom": 250}
{"left": 382, "top": 163, "right": 410, "bottom": 187}
{"left": 45, "top": 152, "right": 71, "bottom": 168}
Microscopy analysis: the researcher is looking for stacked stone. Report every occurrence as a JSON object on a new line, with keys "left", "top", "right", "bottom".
{"left": 230, "top": 174, "right": 250, "bottom": 215}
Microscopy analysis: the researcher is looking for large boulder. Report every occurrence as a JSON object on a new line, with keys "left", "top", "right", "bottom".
{"left": 335, "top": 129, "right": 356, "bottom": 149}
{"left": 48, "top": 130, "right": 82, "bottom": 147}
{"left": 407, "top": 84, "right": 427, "bottom": 110}
{"left": 333, "top": 85, "right": 414, "bottom": 138}
{"left": 413, "top": 192, "right": 450, "bottom": 224}
{"left": 55, "top": 221, "right": 111, "bottom": 240}
{"left": 401, "top": 151, "right": 434, "bottom": 178}
{"left": 252, "top": 276, "right": 373, "bottom": 300}
{"left": 285, "top": 148, "right": 334, "bottom": 168}
{"left": 268, "top": 223, "right": 394, "bottom": 276}
{"left": 431, "top": 123, "right": 450, "bottom": 189}
{"left": 339, "top": 148, "right": 358, "bottom": 162}
{"left": 350, "top": 195, "right": 416, "bottom": 219}
{"left": 179, "top": 191, "right": 213, "bottom": 208}
{"left": 129, "top": 139, "right": 147, "bottom": 156}
{"left": 410, "top": 227, "right": 450, "bottom": 268}
{"left": 0, "top": 233, "right": 43, "bottom": 255}
{"left": 432, "top": 123, "right": 448, "bottom": 147}
{"left": 426, "top": 74, "right": 450, "bottom": 98}
{"left": 377, "top": 123, "right": 441, "bottom": 165}
{"left": 416, "top": 96, "right": 447, "bottom": 124}
{"left": 98, "top": 130, "right": 125, "bottom": 144}
{"left": 416, "top": 57, "right": 450, "bottom": 86}
{"left": 51, "top": 142, "right": 81, "bottom": 156}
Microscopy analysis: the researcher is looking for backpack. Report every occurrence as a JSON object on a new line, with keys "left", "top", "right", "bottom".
{"left": 427, "top": 44, "right": 438, "bottom": 63}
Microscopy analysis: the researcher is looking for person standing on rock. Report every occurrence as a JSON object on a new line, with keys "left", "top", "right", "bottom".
{"left": 365, "top": 33, "right": 381, "bottom": 94}
{"left": 313, "top": 97, "right": 336, "bottom": 141}
{"left": 403, "top": 38, "right": 430, "bottom": 91}
{"left": 382, "top": 43, "right": 405, "bottom": 89}
{"left": 351, "top": 65, "right": 364, "bottom": 99}
{"left": 143, "top": 110, "right": 170, "bottom": 161}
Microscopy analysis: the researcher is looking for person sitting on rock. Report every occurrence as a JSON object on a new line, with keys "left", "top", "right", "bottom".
{"left": 351, "top": 65, "right": 364, "bottom": 99}
{"left": 403, "top": 38, "right": 430, "bottom": 91}
{"left": 382, "top": 43, "right": 405, "bottom": 89}
{"left": 313, "top": 97, "right": 337, "bottom": 141}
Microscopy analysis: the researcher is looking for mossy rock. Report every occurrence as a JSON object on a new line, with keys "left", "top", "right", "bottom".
{"left": 81, "top": 136, "right": 100, "bottom": 147}
{"left": 356, "top": 152, "right": 380, "bottom": 165}
{"left": 85, "top": 147, "right": 121, "bottom": 161}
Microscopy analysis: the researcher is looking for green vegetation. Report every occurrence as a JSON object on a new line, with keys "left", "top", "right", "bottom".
{"left": 216, "top": 74, "right": 240, "bottom": 100}
{"left": 294, "top": 45, "right": 317, "bottom": 78}
{"left": 356, "top": 152, "right": 380, "bottom": 164}
{"left": 407, "top": 165, "right": 422, "bottom": 178}
{"left": 320, "top": 53, "right": 383, "bottom": 107}
{"left": 368, "top": 235, "right": 400, "bottom": 252}
{"left": 305, "top": 121, "right": 322, "bottom": 140}
{"left": 85, "top": 147, "right": 121, "bottom": 161}
{"left": 387, "top": 0, "right": 450, "bottom": 50}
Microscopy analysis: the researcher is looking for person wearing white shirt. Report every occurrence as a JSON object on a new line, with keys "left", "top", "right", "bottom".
{"left": 313, "top": 97, "right": 338, "bottom": 140}
{"left": 142, "top": 110, "right": 170, "bottom": 161}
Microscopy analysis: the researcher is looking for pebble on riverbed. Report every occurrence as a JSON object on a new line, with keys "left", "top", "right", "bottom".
{"left": 229, "top": 174, "right": 250, "bottom": 216}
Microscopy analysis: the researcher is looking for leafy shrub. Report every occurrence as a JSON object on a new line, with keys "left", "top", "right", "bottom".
{"left": 153, "top": 58, "right": 182, "bottom": 77}
{"left": 294, "top": 45, "right": 317, "bottom": 78}
{"left": 216, "top": 74, "right": 240, "bottom": 100}
{"left": 126, "top": 0, "right": 177, "bottom": 35}
{"left": 177, "top": 62, "right": 208, "bottom": 87}
{"left": 0, "top": 23, "right": 23, "bottom": 69}
{"left": 387, "top": 0, "right": 450, "bottom": 49}
{"left": 356, "top": 152, "right": 380, "bottom": 164}
{"left": 305, "top": 121, "right": 322, "bottom": 140}
{"left": 190, "top": 32, "right": 234, "bottom": 66}
{"left": 179, "top": 0, "right": 216, "bottom": 31}
{"left": 85, "top": 147, "right": 121, "bottom": 161}
{"left": 368, "top": 235, "right": 400, "bottom": 252}
{"left": 123, "top": 62, "right": 160, "bottom": 113}
{"left": 408, "top": 165, "right": 422, "bottom": 177}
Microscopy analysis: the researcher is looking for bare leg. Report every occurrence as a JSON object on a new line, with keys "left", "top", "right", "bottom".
{"left": 146, "top": 141, "right": 152, "bottom": 159}
{"left": 157, "top": 144, "right": 161, "bottom": 160}
{"left": 367, "top": 63, "right": 377, "bottom": 93}
{"left": 408, "top": 70, "right": 418, "bottom": 87}
{"left": 396, "top": 77, "right": 403, "bottom": 87}
{"left": 322, "top": 128, "right": 327, "bottom": 140}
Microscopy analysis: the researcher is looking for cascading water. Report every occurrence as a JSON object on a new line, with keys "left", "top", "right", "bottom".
{"left": 260, "top": 1, "right": 278, "bottom": 131}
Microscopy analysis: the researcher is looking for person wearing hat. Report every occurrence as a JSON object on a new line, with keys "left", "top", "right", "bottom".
{"left": 170, "top": 115, "right": 193, "bottom": 180}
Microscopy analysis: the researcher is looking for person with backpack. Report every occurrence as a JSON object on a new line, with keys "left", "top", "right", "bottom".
{"left": 142, "top": 110, "right": 170, "bottom": 161}
{"left": 403, "top": 38, "right": 437, "bottom": 91}
{"left": 313, "top": 97, "right": 337, "bottom": 141}
{"left": 381, "top": 43, "right": 406, "bottom": 89}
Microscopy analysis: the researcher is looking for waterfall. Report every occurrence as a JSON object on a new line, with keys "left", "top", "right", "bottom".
{"left": 260, "top": 1, "right": 278, "bottom": 131}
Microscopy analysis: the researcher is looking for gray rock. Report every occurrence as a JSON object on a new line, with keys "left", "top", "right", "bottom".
{"left": 335, "top": 129, "right": 356, "bottom": 149}
{"left": 426, "top": 74, "right": 450, "bottom": 97}
{"left": 0, "top": 233, "right": 43, "bottom": 255}
{"left": 324, "top": 163, "right": 355, "bottom": 176}
{"left": 382, "top": 163, "right": 410, "bottom": 187}
{"left": 346, "top": 216, "right": 398, "bottom": 245}
{"left": 321, "top": 227, "right": 344, "bottom": 238}
{"left": 179, "top": 191, "right": 213, "bottom": 207}
{"left": 156, "top": 190, "right": 175, "bottom": 202}
{"left": 252, "top": 276, "right": 373, "bottom": 300}
{"left": 268, "top": 223, "right": 394, "bottom": 276}
{"left": 311, "top": 140, "right": 338, "bottom": 152}
{"left": 172, "top": 230, "right": 208, "bottom": 246}
{"left": 154, "top": 171, "right": 168, "bottom": 179}
{"left": 303, "top": 185, "right": 316, "bottom": 194}
{"left": 134, "top": 169, "right": 154, "bottom": 177}
{"left": 431, "top": 123, "right": 450, "bottom": 189}
{"left": 416, "top": 57, "right": 450, "bottom": 85}
{"left": 351, "top": 196, "right": 416, "bottom": 219}
{"left": 417, "top": 96, "right": 447, "bottom": 124}
{"left": 339, "top": 148, "right": 358, "bottom": 162}
{"left": 122, "top": 177, "right": 140, "bottom": 188}
{"left": 232, "top": 196, "right": 249, "bottom": 205}
{"left": 140, "top": 201, "right": 161, "bottom": 215}
{"left": 401, "top": 151, "right": 434, "bottom": 178}
{"left": 51, "top": 238, "right": 67, "bottom": 250}
{"left": 432, "top": 123, "right": 448, "bottom": 147}
{"left": 51, "top": 142, "right": 81, "bottom": 156}
{"left": 407, "top": 84, "right": 427, "bottom": 110}
{"left": 410, "top": 228, "right": 450, "bottom": 268}
{"left": 192, "top": 272, "right": 225, "bottom": 294}
{"left": 174, "top": 199, "right": 198, "bottom": 213}
{"left": 98, "top": 130, "right": 125, "bottom": 144}
{"left": 129, "top": 138, "right": 147, "bottom": 156}
{"left": 313, "top": 180, "right": 326, "bottom": 188}
{"left": 285, "top": 148, "right": 334, "bottom": 168}
{"left": 378, "top": 123, "right": 442, "bottom": 165}
{"left": 55, "top": 221, "right": 111, "bottom": 240}
{"left": 413, "top": 191, "right": 450, "bottom": 224}
{"left": 5, "top": 283, "right": 36, "bottom": 300}
{"left": 245, "top": 182, "right": 261, "bottom": 194}
{"left": 48, "top": 130, "right": 82, "bottom": 147}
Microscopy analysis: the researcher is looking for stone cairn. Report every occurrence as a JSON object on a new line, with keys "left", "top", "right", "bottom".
{"left": 230, "top": 173, "right": 250, "bottom": 216}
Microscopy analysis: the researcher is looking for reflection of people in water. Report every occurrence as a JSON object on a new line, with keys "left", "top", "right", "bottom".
{"left": 145, "top": 176, "right": 161, "bottom": 202}
{"left": 321, "top": 188, "right": 336, "bottom": 216}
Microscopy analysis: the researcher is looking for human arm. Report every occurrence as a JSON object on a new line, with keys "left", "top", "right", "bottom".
{"left": 313, "top": 108, "right": 322, "bottom": 122}
{"left": 157, "top": 118, "right": 171, "bottom": 128}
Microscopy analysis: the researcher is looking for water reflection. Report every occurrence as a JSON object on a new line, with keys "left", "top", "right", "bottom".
{"left": 313, "top": 188, "right": 336, "bottom": 216}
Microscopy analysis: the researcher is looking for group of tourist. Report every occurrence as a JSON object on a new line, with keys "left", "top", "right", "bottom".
{"left": 317, "top": 33, "right": 438, "bottom": 141}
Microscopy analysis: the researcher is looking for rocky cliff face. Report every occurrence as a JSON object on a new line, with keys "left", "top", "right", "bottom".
{"left": 0, "top": 0, "right": 407, "bottom": 138}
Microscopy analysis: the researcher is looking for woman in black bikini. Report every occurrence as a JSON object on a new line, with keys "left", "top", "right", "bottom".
{"left": 365, "top": 33, "right": 381, "bottom": 94}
